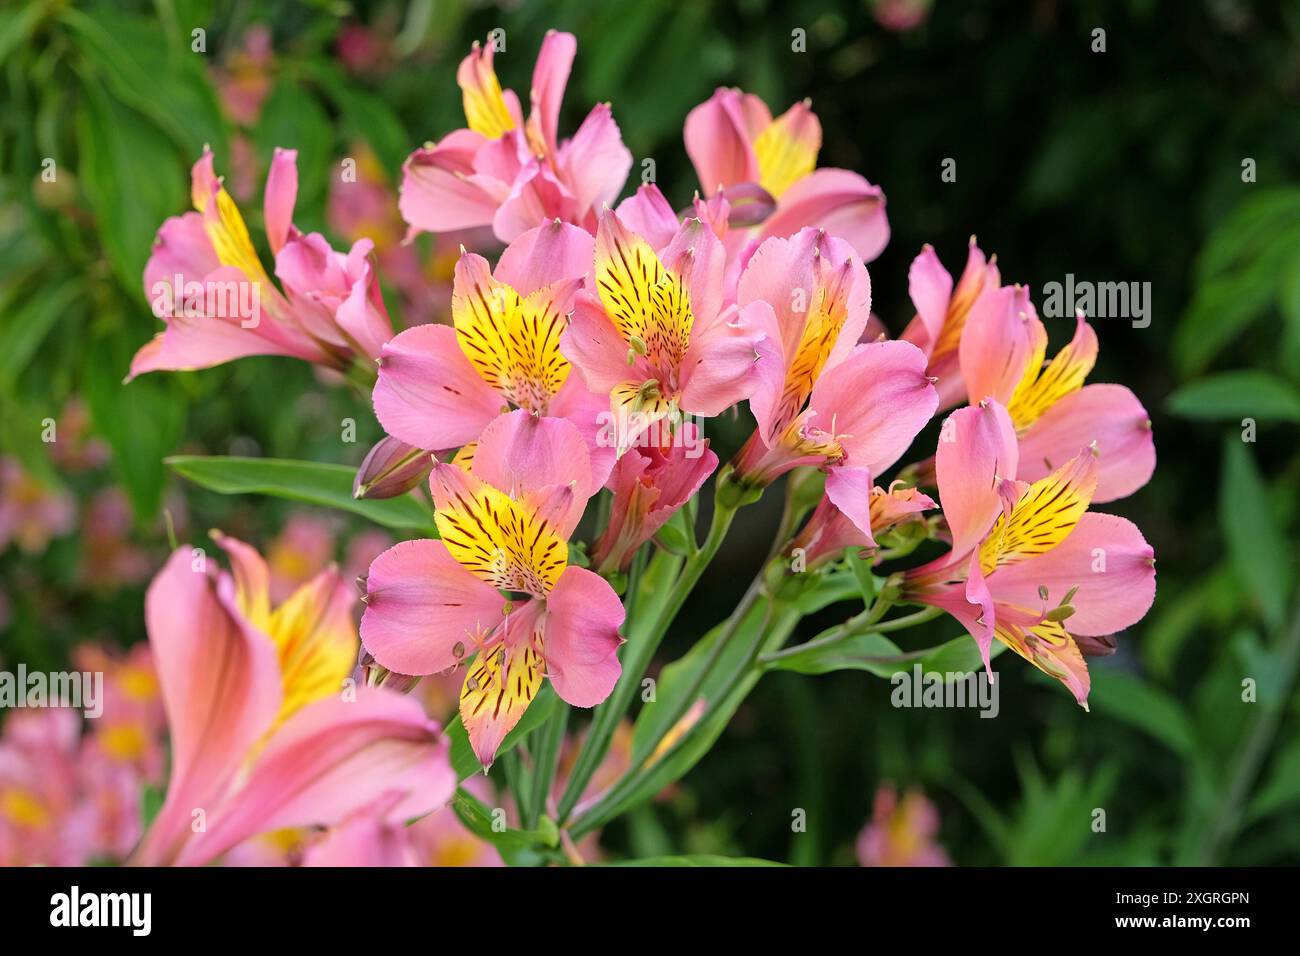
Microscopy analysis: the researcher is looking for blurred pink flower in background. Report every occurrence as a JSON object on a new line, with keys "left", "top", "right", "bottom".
{"left": 265, "top": 513, "right": 337, "bottom": 602}
{"left": 856, "top": 784, "right": 951, "bottom": 867}
{"left": 0, "top": 708, "right": 146, "bottom": 867}
{"left": 78, "top": 488, "right": 153, "bottom": 590}
{"left": 335, "top": 18, "right": 398, "bottom": 76}
{"left": 0, "top": 457, "right": 75, "bottom": 555}
{"left": 133, "top": 537, "right": 454, "bottom": 866}
{"left": 48, "top": 398, "right": 109, "bottom": 472}
{"left": 872, "top": 0, "right": 933, "bottom": 33}
{"left": 74, "top": 643, "right": 167, "bottom": 784}
{"left": 213, "top": 25, "right": 274, "bottom": 127}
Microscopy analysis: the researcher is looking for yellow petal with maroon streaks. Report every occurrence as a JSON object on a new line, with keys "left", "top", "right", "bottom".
{"left": 979, "top": 449, "right": 1098, "bottom": 575}
{"left": 453, "top": 275, "right": 571, "bottom": 413}
{"left": 459, "top": 635, "right": 544, "bottom": 767}
{"left": 595, "top": 222, "right": 693, "bottom": 371}
{"left": 435, "top": 483, "right": 568, "bottom": 596}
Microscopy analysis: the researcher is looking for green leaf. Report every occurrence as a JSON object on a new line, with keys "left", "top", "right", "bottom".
{"left": 1167, "top": 370, "right": 1300, "bottom": 423}
{"left": 165, "top": 455, "right": 436, "bottom": 532}
{"left": 1246, "top": 740, "right": 1300, "bottom": 824}
{"left": 447, "top": 683, "right": 558, "bottom": 782}
{"left": 0, "top": 5, "right": 45, "bottom": 67}
{"left": 0, "top": 280, "right": 83, "bottom": 391}
{"left": 75, "top": 80, "right": 186, "bottom": 294}
{"left": 765, "top": 632, "right": 903, "bottom": 677}
{"left": 599, "top": 855, "right": 786, "bottom": 867}
{"left": 303, "top": 61, "right": 411, "bottom": 177}
{"left": 253, "top": 79, "right": 333, "bottom": 223}
{"left": 845, "top": 552, "right": 879, "bottom": 604}
{"left": 1220, "top": 439, "right": 1293, "bottom": 629}
{"left": 62, "top": 6, "right": 227, "bottom": 158}
{"left": 450, "top": 788, "right": 555, "bottom": 866}
{"left": 86, "top": 335, "right": 184, "bottom": 523}
{"left": 1087, "top": 666, "right": 1197, "bottom": 757}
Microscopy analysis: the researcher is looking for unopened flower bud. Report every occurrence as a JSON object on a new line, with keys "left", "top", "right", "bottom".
{"left": 354, "top": 435, "right": 434, "bottom": 500}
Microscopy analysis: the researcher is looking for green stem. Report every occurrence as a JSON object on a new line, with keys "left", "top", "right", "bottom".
{"left": 563, "top": 476, "right": 801, "bottom": 826}
{"left": 758, "top": 602, "right": 941, "bottom": 667}
{"left": 555, "top": 498, "right": 739, "bottom": 822}
{"left": 525, "top": 704, "right": 569, "bottom": 830}
{"left": 1189, "top": 599, "right": 1300, "bottom": 864}
{"left": 569, "top": 598, "right": 800, "bottom": 837}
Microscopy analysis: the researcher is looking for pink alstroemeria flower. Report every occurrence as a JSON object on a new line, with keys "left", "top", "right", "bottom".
{"left": 730, "top": 229, "right": 938, "bottom": 545}
{"left": 902, "top": 401, "right": 1156, "bottom": 705}
{"left": 899, "top": 239, "right": 1002, "bottom": 410}
{"left": 400, "top": 31, "right": 632, "bottom": 244}
{"left": 0, "top": 456, "right": 75, "bottom": 555}
{"left": 132, "top": 535, "right": 454, "bottom": 866}
{"left": 856, "top": 784, "right": 951, "bottom": 867}
{"left": 789, "top": 481, "right": 936, "bottom": 571}
{"left": 373, "top": 219, "right": 613, "bottom": 482}
{"left": 590, "top": 422, "right": 719, "bottom": 574}
{"left": 360, "top": 411, "right": 626, "bottom": 768}
{"left": 957, "top": 286, "right": 1155, "bottom": 502}
{"left": 562, "top": 208, "right": 772, "bottom": 443}
{"left": 684, "top": 88, "right": 889, "bottom": 264}
{"left": 130, "top": 148, "right": 394, "bottom": 379}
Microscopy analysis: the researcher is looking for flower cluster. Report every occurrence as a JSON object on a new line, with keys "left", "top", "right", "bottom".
{"left": 124, "top": 30, "right": 1157, "bottom": 861}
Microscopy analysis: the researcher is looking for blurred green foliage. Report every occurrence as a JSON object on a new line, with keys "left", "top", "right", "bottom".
{"left": 1, "top": 0, "right": 1298, "bottom": 864}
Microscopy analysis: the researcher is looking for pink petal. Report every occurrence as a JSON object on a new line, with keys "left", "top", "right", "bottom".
{"left": 678, "top": 301, "right": 770, "bottom": 416}
{"left": 759, "top": 168, "right": 889, "bottom": 263}
{"left": 471, "top": 411, "right": 595, "bottom": 532}
{"left": 372, "top": 323, "right": 502, "bottom": 450}
{"left": 823, "top": 467, "right": 877, "bottom": 547}
{"left": 130, "top": 266, "right": 319, "bottom": 378}
{"left": 133, "top": 548, "right": 282, "bottom": 865}
{"left": 303, "top": 797, "right": 417, "bottom": 867}
{"left": 334, "top": 254, "right": 394, "bottom": 362}
{"left": 142, "top": 212, "right": 219, "bottom": 302}
{"left": 684, "top": 88, "right": 765, "bottom": 194}
{"left": 934, "top": 400, "right": 1019, "bottom": 562}
{"left": 1017, "top": 384, "right": 1155, "bottom": 503}
{"left": 264, "top": 147, "right": 298, "bottom": 256}
{"left": 902, "top": 244, "right": 953, "bottom": 355}
{"left": 986, "top": 512, "right": 1156, "bottom": 637}
{"left": 615, "top": 185, "right": 681, "bottom": 249}
{"left": 360, "top": 539, "right": 506, "bottom": 675}
{"left": 176, "top": 689, "right": 454, "bottom": 866}
{"left": 548, "top": 376, "right": 618, "bottom": 488}
{"left": 807, "top": 340, "right": 938, "bottom": 476}
{"left": 543, "top": 567, "right": 625, "bottom": 707}
{"left": 492, "top": 158, "right": 573, "bottom": 242}
{"left": 398, "top": 131, "right": 499, "bottom": 237}
{"left": 494, "top": 219, "right": 594, "bottom": 295}
{"left": 561, "top": 293, "right": 635, "bottom": 396}
{"left": 959, "top": 285, "right": 1041, "bottom": 406}
{"left": 556, "top": 103, "right": 632, "bottom": 222}
{"left": 528, "top": 30, "right": 576, "bottom": 158}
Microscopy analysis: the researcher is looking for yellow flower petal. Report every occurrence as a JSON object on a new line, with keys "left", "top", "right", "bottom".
{"left": 453, "top": 274, "right": 571, "bottom": 412}
{"left": 754, "top": 101, "right": 820, "bottom": 198}
{"left": 979, "top": 449, "right": 1098, "bottom": 575}
{"left": 595, "top": 219, "right": 694, "bottom": 371}
{"left": 435, "top": 483, "right": 568, "bottom": 596}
